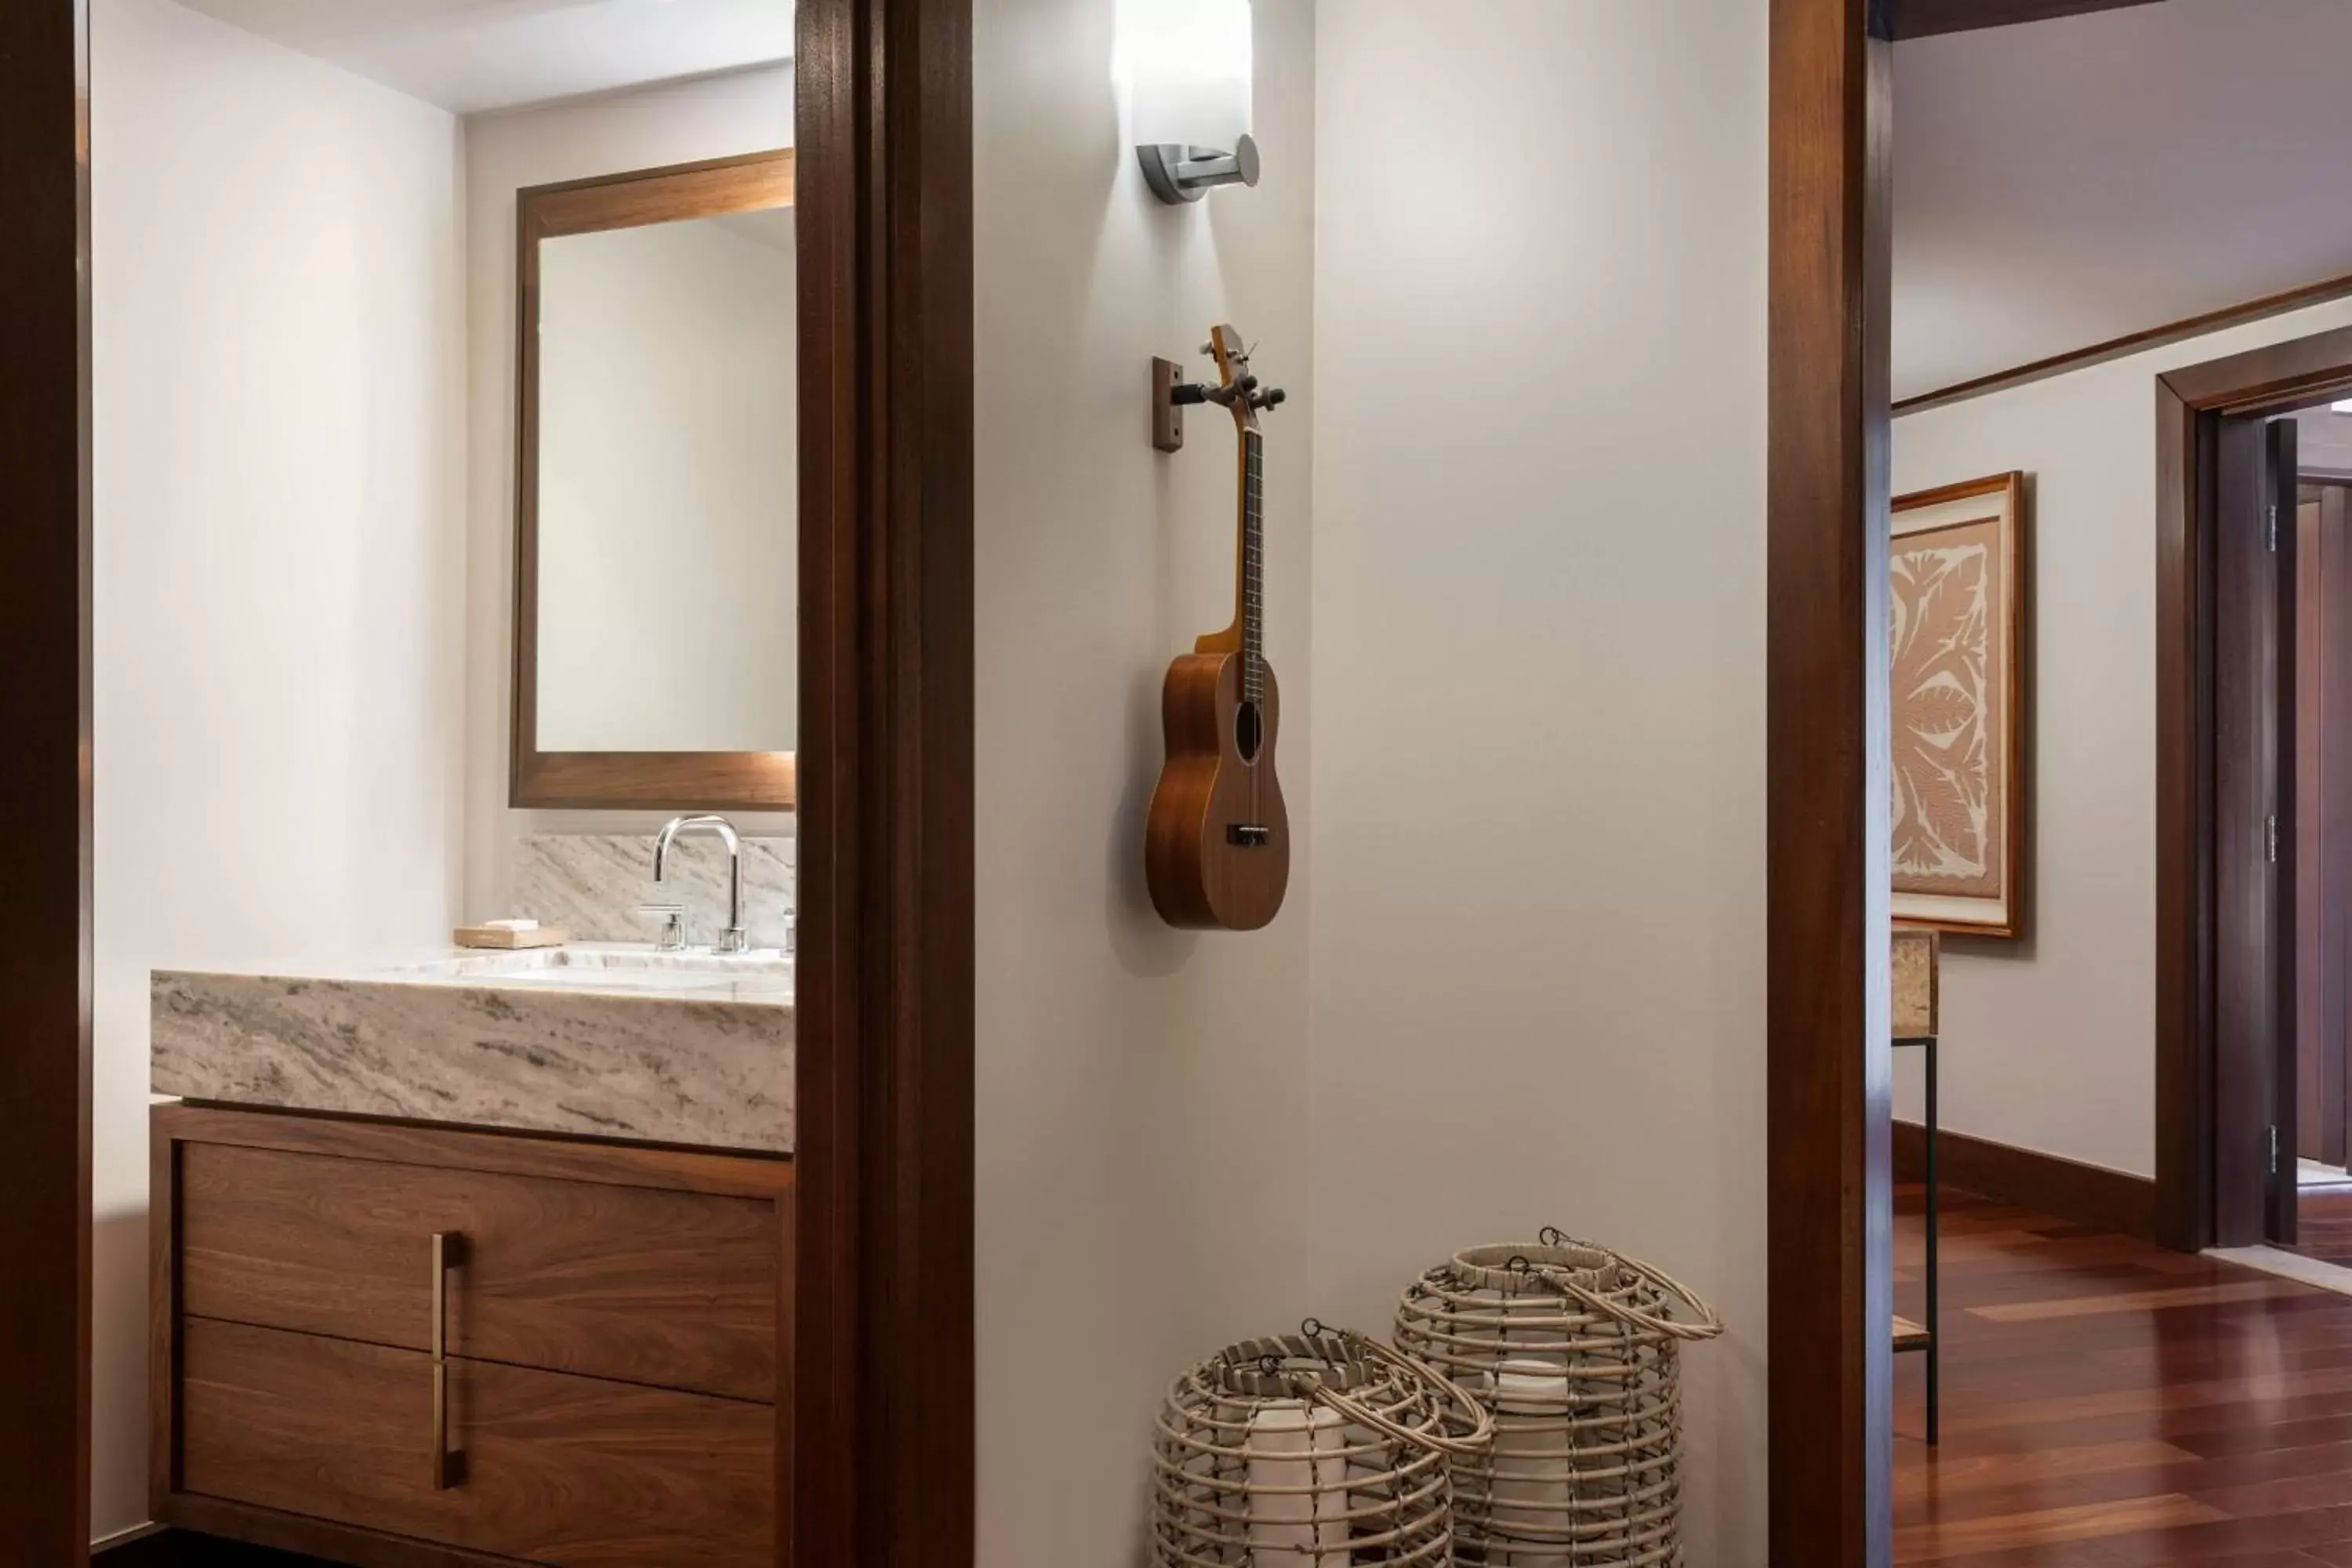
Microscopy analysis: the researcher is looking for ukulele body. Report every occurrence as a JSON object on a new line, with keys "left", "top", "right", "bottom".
{"left": 1145, "top": 648, "right": 1290, "bottom": 931}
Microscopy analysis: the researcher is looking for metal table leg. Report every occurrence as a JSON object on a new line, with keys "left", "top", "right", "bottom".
{"left": 1926, "top": 1030, "right": 1939, "bottom": 1447}
{"left": 1892, "top": 1032, "right": 1941, "bottom": 1445}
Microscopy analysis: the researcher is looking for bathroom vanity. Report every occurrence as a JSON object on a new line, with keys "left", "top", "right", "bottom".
{"left": 148, "top": 948, "right": 795, "bottom": 1566}
{"left": 138, "top": 128, "right": 811, "bottom": 1563}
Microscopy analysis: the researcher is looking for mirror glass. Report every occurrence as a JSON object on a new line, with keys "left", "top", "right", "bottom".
{"left": 537, "top": 203, "right": 796, "bottom": 752}
{"left": 515, "top": 151, "right": 797, "bottom": 809}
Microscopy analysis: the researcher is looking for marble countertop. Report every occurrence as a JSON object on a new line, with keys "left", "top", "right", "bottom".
{"left": 151, "top": 945, "right": 795, "bottom": 1154}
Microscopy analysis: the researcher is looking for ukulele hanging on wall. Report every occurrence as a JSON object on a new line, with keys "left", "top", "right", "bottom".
{"left": 1146, "top": 324, "right": 1290, "bottom": 931}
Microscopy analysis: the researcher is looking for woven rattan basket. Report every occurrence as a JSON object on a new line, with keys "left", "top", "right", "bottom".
{"left": 1394, "top": 1231, "right": 1725, "bottom": 1566}
{"left": 1152, "top": 1322, "right": 1494, "bottom": 1566}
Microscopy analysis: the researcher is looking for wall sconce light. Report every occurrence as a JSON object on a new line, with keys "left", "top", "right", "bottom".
{"left": 1124, "top": 0, "right": 1258, "bottom": 205}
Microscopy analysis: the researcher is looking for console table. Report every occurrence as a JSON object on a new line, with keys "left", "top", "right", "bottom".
{"left": 1893, "top": 927, "right": 1941, "bottom": 1446}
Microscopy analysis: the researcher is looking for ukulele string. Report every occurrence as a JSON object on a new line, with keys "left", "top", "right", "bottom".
{"left": 1249, "top": 424, "right": 1261, "bottom": 828}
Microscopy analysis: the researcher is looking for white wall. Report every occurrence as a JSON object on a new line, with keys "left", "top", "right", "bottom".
{"left": 1308, "top": 2, "right": 1770, "bottom": 1557}
{"left": 91, "top": 0, "right": 466, "bottom": 1537}
{"left": 972, "top": 0, "right": 1317, "bottom": 1560}
{"left": 536, "top": 213, "right": 797, "bottom": 754}
{"left": 461, "top": 66, "right": 796, "bottom": 920}
{"left": 1893, "top": 296, "right": 2352, "bottom": 1179}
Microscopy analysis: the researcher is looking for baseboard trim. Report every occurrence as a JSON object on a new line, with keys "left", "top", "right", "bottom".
{"left": 95, "top": 1526, "right": 337, "bottom": 1566}
{"left": 1895, "top": 1120, "right": 2159, "bottom": 1243}
{"left": 92, "top": 1526, "right": 174, "bottom": 1566}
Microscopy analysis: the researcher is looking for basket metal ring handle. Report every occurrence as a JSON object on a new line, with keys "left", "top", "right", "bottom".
{"left": 1289, "top": 1331, "right": 1495, "bottom": 1458}
{"left": 1537, "top": 1232, "right": 1726, "bottom": 1343}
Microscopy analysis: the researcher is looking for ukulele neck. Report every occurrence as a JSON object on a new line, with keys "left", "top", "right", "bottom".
{"left": 1240, "top": 428, "right": 1264, "bottom": 702}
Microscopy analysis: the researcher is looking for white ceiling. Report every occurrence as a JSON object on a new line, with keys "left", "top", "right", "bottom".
{"left": 172, "top": 0, "right": 794, "bottom": 115}
{"left": 1894, "top": 0, "right": 2352, "bottom": 403}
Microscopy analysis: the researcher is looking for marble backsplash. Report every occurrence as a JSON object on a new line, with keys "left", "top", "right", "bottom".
{"left": 510, "top": 833, "right": 795, "bottom": 949}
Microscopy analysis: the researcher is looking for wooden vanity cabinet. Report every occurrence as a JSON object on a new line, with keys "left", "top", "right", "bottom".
{"left": 152, "top": 1104, "right": 794, "bottom": 1567}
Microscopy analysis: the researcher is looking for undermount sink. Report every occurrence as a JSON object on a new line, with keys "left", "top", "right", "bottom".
{"left": 491, "top": 964, "right": 783, "bottom": 994}
{"left": 389, "top": 943, "right": 794, "bottom": 998}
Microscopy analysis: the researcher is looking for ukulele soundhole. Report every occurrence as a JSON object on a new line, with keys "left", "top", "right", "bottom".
{"left": 1235, "top": 700, "right": 1265, "bottom": 764}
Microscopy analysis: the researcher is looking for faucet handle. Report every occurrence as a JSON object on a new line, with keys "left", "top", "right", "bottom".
{"left": 635, "top": 902, "right": 690, "bottom": 952}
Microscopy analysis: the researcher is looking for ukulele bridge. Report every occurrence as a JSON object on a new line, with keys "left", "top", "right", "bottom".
{"left": 1226, "top": 824, "right": 1274, "bottom": 849}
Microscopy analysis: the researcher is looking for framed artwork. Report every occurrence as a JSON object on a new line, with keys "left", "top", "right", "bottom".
{"left": 1891, "top": 471, "right": 2027, "bottom": 938}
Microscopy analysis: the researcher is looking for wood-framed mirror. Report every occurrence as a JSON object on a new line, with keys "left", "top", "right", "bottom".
{"left": 512, "top": 148, "right": 799, "bottom": 810}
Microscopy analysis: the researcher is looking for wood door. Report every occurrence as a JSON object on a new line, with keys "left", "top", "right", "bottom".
{"left": 2216, "top": 415, "right": 2299, "bottom": 1245}
{"left": 2299, "top": 487, "right": 2350, "bottom": 1168}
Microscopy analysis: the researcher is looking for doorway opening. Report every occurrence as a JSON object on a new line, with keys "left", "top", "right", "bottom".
{"left": 2211, "top": 394, "right": 2352, "bottom": 1269}
{"left": 2152, "top": 328, "right": 2352, "bottom": 1260}
{"left": 1772, "top": 2, "right": 2352, "bottom": 1561}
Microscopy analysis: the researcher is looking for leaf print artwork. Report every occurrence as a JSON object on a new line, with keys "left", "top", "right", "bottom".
{"left": 1891, "top": 514, "right": 2005, "bottom": 901}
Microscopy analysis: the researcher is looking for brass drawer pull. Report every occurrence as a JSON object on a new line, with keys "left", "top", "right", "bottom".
{"left": 431, "top": 1231, "right": 468, "bottom": 1489}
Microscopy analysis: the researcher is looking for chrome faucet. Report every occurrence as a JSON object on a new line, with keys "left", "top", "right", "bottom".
{"left": 648, "top": 815, "right": 750, "bottom": 953}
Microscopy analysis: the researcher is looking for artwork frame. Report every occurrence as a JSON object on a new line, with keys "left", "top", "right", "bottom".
{"left": 1891, "top": 471, "right": 2028, "bottom": 939}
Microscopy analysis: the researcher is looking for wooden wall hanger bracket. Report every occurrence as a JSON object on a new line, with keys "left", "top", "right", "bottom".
{"left": 1152, "top": 350, "right": 1287, "bottom": 454}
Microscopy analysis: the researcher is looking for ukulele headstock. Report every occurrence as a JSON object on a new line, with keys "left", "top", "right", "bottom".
{"left": 1206, "top": 322, "right": 1286, "bottom": 430}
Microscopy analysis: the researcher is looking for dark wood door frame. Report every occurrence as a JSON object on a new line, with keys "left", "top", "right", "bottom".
{"left": 2156, "top": 327, "right": 2352, "bottom": 1252}
{"left": 0, "top": 0, "right": 93, "bottom": 1562}
{"left": 1769, "top": 1, "right": 1894, "bottom": 1562}
{"left": 792, "top": 0, "right": 975, "bottom": 1563}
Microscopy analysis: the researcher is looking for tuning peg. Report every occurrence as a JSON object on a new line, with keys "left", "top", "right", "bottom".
{"left": 1200, "top": 342, "right": 1214, "bottom": 357}
{"left": 1252, "top": 387, "right": 1288, "bottom": 411}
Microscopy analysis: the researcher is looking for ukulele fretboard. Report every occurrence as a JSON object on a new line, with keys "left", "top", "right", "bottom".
{"left": 1243, "top": 429, "right": 1265, "bottom": 704}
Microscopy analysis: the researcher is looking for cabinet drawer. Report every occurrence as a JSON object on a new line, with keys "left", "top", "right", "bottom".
{"left": 181, "top": 1317, "right": 773, "bottom": 1568}
{"left": 182, "top": 1140, "right": 779, "bottom": 1402}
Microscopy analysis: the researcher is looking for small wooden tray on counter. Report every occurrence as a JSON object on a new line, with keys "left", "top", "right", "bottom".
{"left": 452, "top": 924, "right": 569, "bottom": 950}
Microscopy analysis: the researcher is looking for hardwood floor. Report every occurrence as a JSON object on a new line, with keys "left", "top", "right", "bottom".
{"left": 1896, "top": 1184, "right": 2352, "bottom": 1564}
{"left": 2294, "top": 1189, "right": 2352, "bottom": 1271}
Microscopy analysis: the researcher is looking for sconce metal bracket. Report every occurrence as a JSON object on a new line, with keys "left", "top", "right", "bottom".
{"left": 1139, "top": 135, "right": 1261, "bottom": 205}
